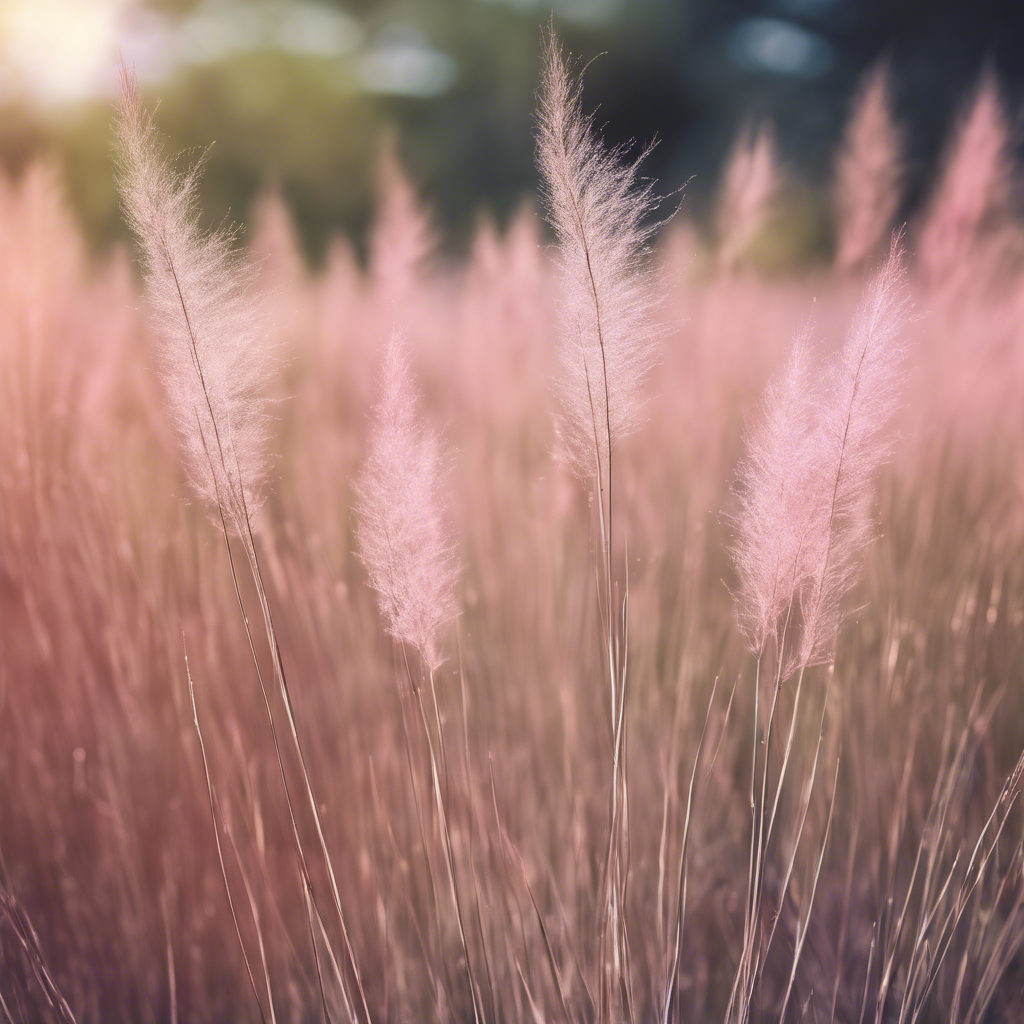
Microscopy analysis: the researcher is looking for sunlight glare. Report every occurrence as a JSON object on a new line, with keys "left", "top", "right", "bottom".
{"left": 0, "top": 0, "right": 129, "bottom": 105}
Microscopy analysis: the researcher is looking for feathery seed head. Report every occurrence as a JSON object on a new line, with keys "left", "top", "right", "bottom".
{"left": 114, "top": 64, "right": 277, "bottom": 533}
{"left": 918, "top": 72, "right": 1011, "bottom": 280}
{"left": 718, "top": 123, "right": 778, "bottom": 270}
{"left": 793, "top": 239, "right": 912, "bottom": 666}
{"left": 732, "top": 237, "right": 913, "bottom": 678}
{"left": 536, "top": 31, "right": 664, "bottom": 483}
{"left": 368, "top": 136, "right": 436, "bottom": 305}
{"left": 354, "top": 332, "right": 459, "bottom": 670}
{"left": 835, "top": 63, "right": 903, "bottom": 271}
{"left": 732, "top": 328, "right": 819, "bottom": 656}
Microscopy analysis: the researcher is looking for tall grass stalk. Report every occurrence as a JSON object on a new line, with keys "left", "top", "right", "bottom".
{"left": 354, "top": 331, "right": 482, "bottom": 1023}
{"left": 537, "top": 30, "right": 667, "bottom": 1016}
{"left": 728, "top": 237, "right": 913, "bottom": 1023}
{"left": 185, "top": 647, "right": 272, "bottom": 1024}
{"left": 115, "top": 65, "right": 369, "bottom": 1024}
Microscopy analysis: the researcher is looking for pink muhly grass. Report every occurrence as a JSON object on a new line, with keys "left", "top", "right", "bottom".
{"left": 536, "top": 30, "right": 662, "bottom": 485}
{"left": 732, "top": 238, "right": 913, "bottom": 678}
{"left": 250, "top": 184, "right": 307, "bottom": 290}
{"left": 368, "top": 136, "right": 436, "bottom": 306}
{"left": 114, "top": 64, "right": 276, "bottom": 532}
{"left": 354, "top": 331, "right": 459, "bottom": 671}
{"left": 918, "top": 72, "right": 1011, "bottom": 280}
{"left": 731, "top": 328, "right": 818, "bottom": 658}
{"left": 717, "top": 123, "right": 778, "bottom": 269}
{"left": 793, "top": 238, "right": 913, "bottom": 672}
{"left": 117, "top": 70, "right": 377, "bottom": 1024}
{"left": 537, "top": 35, "right": 667, "bottom": 1000}
{"left": 835, "top": 63, "right": 903, "bottom": 271}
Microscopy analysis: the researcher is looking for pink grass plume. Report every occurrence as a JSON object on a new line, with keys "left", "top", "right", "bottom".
{"left": 114, "top": 63, "right": 277, "bottom": 533}
{"left": 732, "top": 236, "right": 914, "bottom": 678}
{"left": 835, "top": 63, "right": 903, "bottom": 271}
{"left": 731, "top": 327, "right": 819, "bottom": 658}
{"left": 536, "top": 29, "right": 663, "bottom": 484}
{"left": 718, "top": 123, "right": 779, "bottom": 270}
{"left": 794, "top": 236, "right": 914, "bottom": 672}
{"left": 918, "top": 72, "right": 1011, "bottom": 282}
{"left": 354, "top": 331, "right": 459, "bottom": 670}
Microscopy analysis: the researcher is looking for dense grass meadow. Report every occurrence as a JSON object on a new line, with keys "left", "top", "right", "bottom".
{"left": 5, "top": 39, "right": 1024, "bottom": 1023}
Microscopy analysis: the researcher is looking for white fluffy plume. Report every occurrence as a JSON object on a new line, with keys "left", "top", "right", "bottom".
{"left": 114, "top": 64, "right": 276, "bottom": 531}
{"left": 354, "top": 332, "right": 459, "bottom": 670}
{"left": 732, "top": 238, "right": 913, "bottom": 676}
{"left": 536, "top": 30, "right": 662, "bottom": 483}
{"left": 795, "top": 239, "right": 913, "bottom": 670}
{"left": 731, "top": 329, "right": 819, "bottom": 657}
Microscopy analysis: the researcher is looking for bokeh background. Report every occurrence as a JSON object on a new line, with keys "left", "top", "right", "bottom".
{"left": 2, "top": 0, "right": 1022, "bottom": 262}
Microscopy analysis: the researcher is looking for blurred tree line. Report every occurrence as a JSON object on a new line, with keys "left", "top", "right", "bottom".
{"left": 2, "top": 0, "right": 1022, "bottom": 265}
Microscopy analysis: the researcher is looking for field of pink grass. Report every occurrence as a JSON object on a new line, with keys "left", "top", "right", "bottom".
{"left": 3, "top": 39, "right": 1024, "bottom": 1024}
